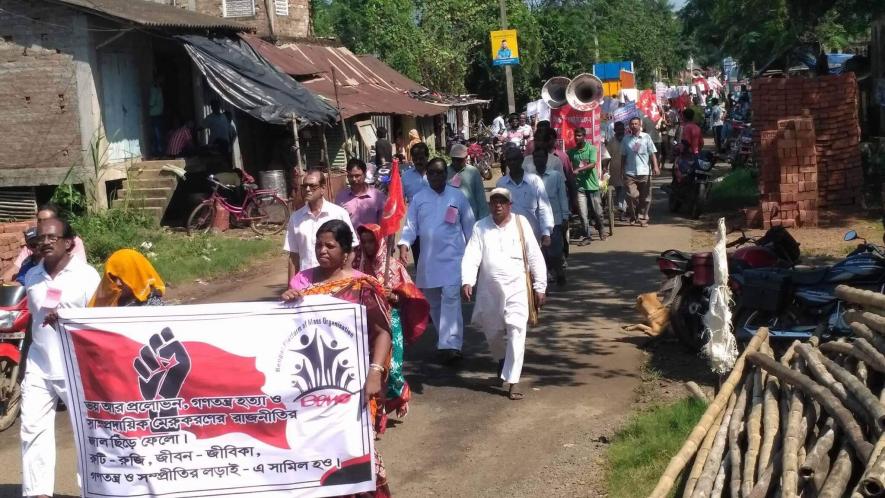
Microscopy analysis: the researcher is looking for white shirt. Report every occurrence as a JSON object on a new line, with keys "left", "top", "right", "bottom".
{"left": 491, "top": 116, "right": 506, "bottom": 136}
{"left": 461, "top": 214, "right": 547, "bottom": 332}
{"left": 25, "top": 258, "right": 101, "bottom": 379}
{"left": 495, "top": 173, "right": 555, "bottom": 239}
{"left": 283, "top": 198, "right": 358, "bottom": 271}
{"left": 398, "top": 185, "right": 475, "bottom": 288}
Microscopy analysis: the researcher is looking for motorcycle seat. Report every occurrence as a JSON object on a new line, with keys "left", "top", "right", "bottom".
{"left": 660, "top": 249, "right": 691, "bottom": 261}
{"left": 787, "top": 267, "right": 830, "bottom": 286}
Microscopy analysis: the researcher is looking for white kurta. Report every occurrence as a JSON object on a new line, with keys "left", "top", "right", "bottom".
{"left": 462, "top": 214, "right": 547, "bottom": 383}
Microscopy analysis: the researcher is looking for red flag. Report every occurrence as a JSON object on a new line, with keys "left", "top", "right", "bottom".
{"left": 380, "top": 157, "right": 406, "bottom": 237}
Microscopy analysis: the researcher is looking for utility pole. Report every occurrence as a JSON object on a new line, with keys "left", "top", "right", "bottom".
{"left": 497, "top": 0, "right": 515, "bottom": 114}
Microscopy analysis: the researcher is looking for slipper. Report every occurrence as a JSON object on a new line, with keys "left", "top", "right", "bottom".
{"left": 508, "top": 384, "right": 525, "bottom": 401}
{"left": 577, "top": 238, "right": 592, "bottom": 247}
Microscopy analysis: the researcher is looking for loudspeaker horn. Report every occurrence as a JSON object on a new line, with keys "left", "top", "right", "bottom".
{"left": 565, "top": 73, "right": 604, "bottom": 111}
{"left": 541, "top": 76, "right": 571, "bottom": 109}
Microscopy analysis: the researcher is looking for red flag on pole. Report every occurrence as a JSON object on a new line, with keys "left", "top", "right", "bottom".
{"left": 380, "top": 158, "right": 406, "bottom": 237}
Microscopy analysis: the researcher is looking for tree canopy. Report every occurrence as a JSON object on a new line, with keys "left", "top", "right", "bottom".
{"left": 681, "top": 0, "right": 884, "bottom": 70}
{"left": 311, "top": 0, "right": 688, "bottom": 113}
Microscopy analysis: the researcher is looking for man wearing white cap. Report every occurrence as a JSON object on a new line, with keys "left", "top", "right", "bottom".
{"left": 462, "top": 187, "right": 546, "bottom": 400}
{"left": 447, "top": 143, "right": 489, "bottom": 220}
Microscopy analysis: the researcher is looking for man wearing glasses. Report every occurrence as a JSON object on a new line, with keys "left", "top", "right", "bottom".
{"left": 284, "top": 170, "right": 358, "bottom": 280}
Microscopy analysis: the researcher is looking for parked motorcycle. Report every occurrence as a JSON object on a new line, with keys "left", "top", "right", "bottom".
{"left": 726, "top": 121, "right": 754, "bottom": 169}
{"left": 0, "top": 285, "right": 29, "bottom": 431}
{"left": 662, "top": 146, "right": 716, "bottom": 219}
{"left": 733, "top": 230, "right": 885, "bottom": 342}
{"left": 658, "top": 227, "right": 801, "bottom": 351}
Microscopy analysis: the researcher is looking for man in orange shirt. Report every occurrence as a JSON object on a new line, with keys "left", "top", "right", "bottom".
{"left": 680, "top": 108, "right": 704, "bottom": 156}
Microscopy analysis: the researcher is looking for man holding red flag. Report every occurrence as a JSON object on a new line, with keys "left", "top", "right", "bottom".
{"left": 380, "top": 157, "right": 406, "bottom": 237}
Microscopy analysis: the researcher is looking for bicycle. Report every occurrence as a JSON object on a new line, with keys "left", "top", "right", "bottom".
{"left": 186, "top": 174, "right": 290, "bottom": 236}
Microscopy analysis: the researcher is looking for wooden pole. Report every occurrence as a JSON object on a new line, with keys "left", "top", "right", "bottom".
{"left": 330, "top": 66, "right": 350, "bottom": 161}
{"left": 291, "top": 113, "right": 302, "bottom": 172}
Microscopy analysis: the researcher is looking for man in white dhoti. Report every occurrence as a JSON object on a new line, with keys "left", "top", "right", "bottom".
{"left": 399, "top": 158, "right": 476, "bottom": 364}
{"left": 462, "top": 188, "right": 547, "bottom": 400}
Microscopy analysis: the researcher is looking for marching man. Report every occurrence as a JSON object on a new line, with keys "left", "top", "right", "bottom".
{"left": 461, "top": 188, "right": 547, "bottom": 400}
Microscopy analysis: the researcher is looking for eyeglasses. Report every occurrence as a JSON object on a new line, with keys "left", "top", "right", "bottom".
{"left": 34, "top": 234, "right": 60, "bottom": 243}
{"left": 301, "top": 183, "right": 322, "bottom": 191}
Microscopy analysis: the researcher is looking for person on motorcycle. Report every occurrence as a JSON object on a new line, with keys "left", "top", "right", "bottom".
{"left": 680, "top": 108, "right": 704, "bottom": 156}
{"left": 500, "top": 113, "right": 531, "bottom": 147}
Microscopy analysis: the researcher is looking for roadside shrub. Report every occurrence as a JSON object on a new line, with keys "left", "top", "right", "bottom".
{"left": 709, "top": 168, "right": 759, "bottom": 211}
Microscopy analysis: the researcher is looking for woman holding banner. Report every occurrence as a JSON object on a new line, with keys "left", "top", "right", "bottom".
{"left": 353, "top": 224, "right": 428, "bottom": 428}
{"left": 282, "top": 219, "right": 393, "bottom": 497}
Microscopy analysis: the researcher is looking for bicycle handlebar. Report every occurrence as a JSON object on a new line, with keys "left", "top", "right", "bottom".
{"left": 206, "top": 175, "right": 236, "bottom": 191}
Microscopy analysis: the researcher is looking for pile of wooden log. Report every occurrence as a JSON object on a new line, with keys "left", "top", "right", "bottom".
{"left": 648, "top": 284, "right": 885, "bottom": 498}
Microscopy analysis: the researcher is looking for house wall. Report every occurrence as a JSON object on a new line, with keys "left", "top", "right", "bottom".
{"left": 0, "top": 1, "right": 87, "bottom": 185}
{"left": 176, "top": 0, "right": 309, "bottom": 39}
{"left": 872, "top": 17, "right": 884, "bottom": 136}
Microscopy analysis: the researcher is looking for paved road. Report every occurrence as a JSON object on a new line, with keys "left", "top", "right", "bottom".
{"left": 0, "top": 177, "right": 693, "bottom": 497}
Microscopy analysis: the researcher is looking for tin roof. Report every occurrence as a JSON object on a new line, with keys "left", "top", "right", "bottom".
{"left": 242, "top": 35, "right": 447, "bottom": 119}
{"left": 51, "top": 0, "right": 251, "bottom": 32}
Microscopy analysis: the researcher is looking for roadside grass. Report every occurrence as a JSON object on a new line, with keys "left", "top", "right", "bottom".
{"left": 708, "top": 168, "right": 758, "bottom": 211}
{"left": 72, "top": 209, "right": 279, "bottom": 285}
{"left": 606, "top": 397, "right": 707, "bottom": 498}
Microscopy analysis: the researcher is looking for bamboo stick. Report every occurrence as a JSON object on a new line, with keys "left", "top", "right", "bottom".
{"left": 742, "top": 369, "right": 765, "bottom": 496}
{"left": 851, "top": 322, "right": 885, "bottom": 356}
{"left": 858, "top": 359, "right": 870, "bottom": 385}
{"left": 818, "top": 444, "right": 853, "bottom": 498}
{"left": 820, "top": 340, "right": 885, "bottom": 373}
{"left": 729, "top": 376, "right": 751, "bottom": 498}
{"left": 837, "top": 285, "right": 885, "bottom": 310}
{"left": 862, "top": 450, "right": 885, "bottom": 497}
{"left": 710, "top": 454, "right": 729, "bottom": 498}
{"left": 782, "top": 387, "right": 807, "bottom": 498}
{"left": 684, "top": 407, "right": 728, "bottom": 498}
{"left": 799, "top": 425, "right": 836, "bottom": 486}
{"left": 746, "top": 449, "right": 783, "bottom": 498}
{"left": 648, "top": 329, "right": 769, "bottom": 498}
{"left": 691, "top": 394, "right": 737, "bottom": 498}
{"left": 815, "top": 348, "right": 885, "bottom": 433}
{"left": 758, "top": 362, "right": 781, "bottom": 477}
{"left": 798, "top": 343, "right": 867, "bottom": 417}
{"left": 686, "top": 381, "right": 710, "bottom": 403}
{"left": 746, "top": 352, "right": 874, "bottom": 462}
{"left": 845, "top": 310, "right": 885, "bottom": 337}
{"left": 852, "top": 433, "right": 885, "bottom": 498}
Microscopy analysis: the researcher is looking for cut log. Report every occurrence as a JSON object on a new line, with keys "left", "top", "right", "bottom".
{"left": 648, "top": 330, "right": 769, "bottom": 498}
{"left": 797, "top": 343, "right": 867, "bottom": 418}
{"left": 746, "top": 449, "right": 783, "bottom": 498}
{"left": 851, "top": 322, "right": 885, "bottom": 356}
{"left": 799, "top": 424, "right": 836, "bottom": 488}
{"left": 815, "top": 348, "right": 885, "bottom": 433}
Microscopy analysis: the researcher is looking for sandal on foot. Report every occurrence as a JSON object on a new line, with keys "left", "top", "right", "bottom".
{"left": 508, "top": 384, "right": 525, "bottom": 400}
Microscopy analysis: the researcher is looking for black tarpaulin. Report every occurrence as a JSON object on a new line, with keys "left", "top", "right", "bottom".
{"left": 177, "top": 35, "right": 338, "bottom": 126}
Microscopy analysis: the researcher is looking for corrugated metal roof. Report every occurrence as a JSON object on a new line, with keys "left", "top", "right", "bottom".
{"left": 242, "top": 35, "right": 447, "bottom": 119}
{"left": 50, "top": 0, "right": 251, "bottom": 32}
{"left": 356, "top": 55, "right": 426, "bottom": 93}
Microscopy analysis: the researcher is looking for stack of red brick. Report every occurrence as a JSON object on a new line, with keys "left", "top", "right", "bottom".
{"left": 752, "top": 118, "right": 819, "bottom": 228}
{"left": 751, "top": 73, "right": 863, "bottom": 209}
{"left": 0, "top": 221, "right": 37, "bottom": 278}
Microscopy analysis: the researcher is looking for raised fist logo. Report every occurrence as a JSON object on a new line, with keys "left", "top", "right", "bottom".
{"left": 133, "top": 328, "right": 191, "bottom": 423}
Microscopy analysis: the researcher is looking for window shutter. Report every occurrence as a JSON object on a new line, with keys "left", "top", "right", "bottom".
{"left": 274, "top": 0, "right": 288, "bottom": 16}
{"left": 222, "top": 0, "right": 255, "bottom": 17}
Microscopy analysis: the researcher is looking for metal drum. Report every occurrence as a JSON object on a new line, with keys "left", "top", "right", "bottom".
{"left": 258, "top": 170, "right": 287, "bottom": 199}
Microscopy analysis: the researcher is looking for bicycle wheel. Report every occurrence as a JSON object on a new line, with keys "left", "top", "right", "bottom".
{"left": 186, "top": 202, "right": 214, "bottom": 236}
{"left": 246, "top": 195, "right": 290, "bottom": 236}
{"left": 606, "top": 186, "right": 615, "bottom": 236}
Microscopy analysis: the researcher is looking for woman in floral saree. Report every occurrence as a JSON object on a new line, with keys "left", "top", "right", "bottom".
{"left": 353, "top": 224, "right": 428, "bottom": 428}
{"left": 282, "top": 219, "right": 392, "bottom": 497}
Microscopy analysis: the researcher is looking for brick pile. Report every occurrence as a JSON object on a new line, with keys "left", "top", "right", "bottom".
{"left": 751, "top": 118, "right": 819, "bottom": 228}
{"left": 751, "top": 73, "right": 863, "bottom": 208}
{"left": 0, "top": 221, "right": 37, "bottom": 278}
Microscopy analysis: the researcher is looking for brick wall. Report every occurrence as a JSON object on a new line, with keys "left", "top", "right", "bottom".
{"left": 0, "top": 221, "right": 37, "bottom": 277}
{"left": 192, "top": 0, "right": 310, "bottom": 38}
{"left": 0, "top": 2, "right": 84, "bottom": 171}
{"left": 751, "top": 74, "right": 864, "bottom": 209}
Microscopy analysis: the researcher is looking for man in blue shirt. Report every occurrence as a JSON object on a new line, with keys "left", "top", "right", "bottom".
{"left": 496, "top": 40, "right": 512, "bottom": 60}
{"left": 621, "top": 116, "right": 660, "bottom": 226}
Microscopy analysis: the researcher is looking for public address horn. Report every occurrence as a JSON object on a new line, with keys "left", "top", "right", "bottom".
{"left": 541, "top": 76, "right": 571, "bottom": 109}
{"left": 565, "top": 73, "right": 604, "bottom": 111}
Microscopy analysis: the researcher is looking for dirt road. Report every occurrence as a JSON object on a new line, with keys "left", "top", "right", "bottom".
{"left": 0, "top": 180, "right": 694, "bottom": 497}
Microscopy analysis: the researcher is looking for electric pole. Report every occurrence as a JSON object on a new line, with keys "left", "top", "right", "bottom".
{"left": 498, "top": 0, "right": 515, "bottom": 114}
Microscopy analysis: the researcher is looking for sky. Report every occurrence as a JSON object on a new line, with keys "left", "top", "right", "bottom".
{"left": 670, "top": 0, "right": 687, "bottom": 10}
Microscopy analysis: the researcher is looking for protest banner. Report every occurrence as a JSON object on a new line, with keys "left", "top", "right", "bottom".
{"left": 610, "top": 101, "right": 640, "bottom": 124}
{"left": 551, "top": 104, "right": 602, "bottom": 165}
{"left": 58, "top": 296, "right": 376, "bottom": 498}
{"left": 490, "top": 29, "right": 519, "bottom": 66}
{"left": 637, "top": 90, "right": 661, "bottom": 123}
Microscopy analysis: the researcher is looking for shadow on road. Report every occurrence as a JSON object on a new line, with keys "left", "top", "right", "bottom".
{"left": 0, "top": 484, "right": 76, "bottom": 498}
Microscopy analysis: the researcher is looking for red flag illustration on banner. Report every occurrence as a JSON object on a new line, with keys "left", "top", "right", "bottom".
{"left": 380, "top": 157, "right": 405, "bottom": 237}
{"left": 70, "top": 328, "right": 292, "bottom": 449}
{"left": 637, "top": 90, "right": 661, "bottom": 123}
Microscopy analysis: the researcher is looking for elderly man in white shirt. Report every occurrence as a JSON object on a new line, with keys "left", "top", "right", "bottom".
{"left": 495, "top": 146, "right": 554, "bottom": 245}
{"left": 398, "top": 158, "right": 476, "bottom": 364}
{"left": 21, "top": 218, "right": 101, "bottom": 498}
{"left": 284, "top": 170, "right": 357, "bottom": 280}
{"left": 462, "top": 188, "right": 546, "bottom": 400}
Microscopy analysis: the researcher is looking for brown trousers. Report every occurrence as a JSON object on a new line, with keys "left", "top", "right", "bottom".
{"left": 625, "top": 174, "right": 652, "bottom": 220}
